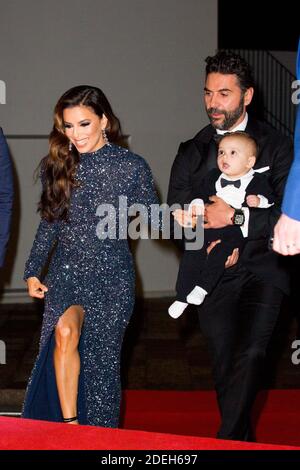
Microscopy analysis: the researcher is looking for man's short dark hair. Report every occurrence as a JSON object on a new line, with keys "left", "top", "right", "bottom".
{"left": 205, "top": 51, "right": 255, "bottom": 92}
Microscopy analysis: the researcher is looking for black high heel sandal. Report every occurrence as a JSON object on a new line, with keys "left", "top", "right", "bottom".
{"left": 63, "top": 416, "right": 78, "bottom": 423}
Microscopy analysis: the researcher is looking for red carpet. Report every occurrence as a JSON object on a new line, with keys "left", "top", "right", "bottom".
{"left": 0, "top": 417, "right": 299, "bottom": 450}
{"left": 0, "top": 390, "right": 300, "bottom": 450}
{"left": 121, "top": 389, "right": 300, "bottom": 447}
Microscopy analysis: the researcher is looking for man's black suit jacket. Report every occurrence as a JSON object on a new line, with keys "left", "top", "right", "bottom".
{"left": 167, "top": 117, "right": 293, "bottom": 294}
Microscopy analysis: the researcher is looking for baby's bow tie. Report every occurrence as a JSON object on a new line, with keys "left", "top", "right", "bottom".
{"left": 220, "top": 178, "right": 241, "bottom": 188}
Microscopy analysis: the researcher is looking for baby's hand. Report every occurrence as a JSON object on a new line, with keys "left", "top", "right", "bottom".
{"left": 246, "top": 195, "right": 260, "bottom": 207}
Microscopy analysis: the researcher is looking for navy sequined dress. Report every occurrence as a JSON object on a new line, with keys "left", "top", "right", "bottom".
{"left": 22, "top": 143, "right": 158, "bottom": 427}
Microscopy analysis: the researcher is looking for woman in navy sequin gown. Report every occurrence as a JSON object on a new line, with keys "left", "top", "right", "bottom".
{"left": 22, "top": 86, "right": 158, "bottom": 426}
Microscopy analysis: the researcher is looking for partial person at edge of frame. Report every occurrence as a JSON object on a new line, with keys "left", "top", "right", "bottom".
{"left": 273, "top": 37, "right": 300, "bottom": 256}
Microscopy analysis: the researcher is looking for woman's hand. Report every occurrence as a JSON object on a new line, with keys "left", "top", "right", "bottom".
{"left": 173, "top": 201, "right": 204, "bottom": 228}
{"left": 173, "top": 209, "right": 197, "bottom": 228}
{"left": 273, "top": 213, "right": 300, "bottom": 256}
{"left": 27, "top": 277, "right": 48, "bottom": 299}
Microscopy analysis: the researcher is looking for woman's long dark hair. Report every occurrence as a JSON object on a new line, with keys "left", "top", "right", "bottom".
{"left": 39, "top": 85, "right": 122, "bottom": 221}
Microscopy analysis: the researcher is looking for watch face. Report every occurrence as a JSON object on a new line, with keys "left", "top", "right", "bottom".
{"left": 234, "top": 213, "right": 244, "bottom": 225}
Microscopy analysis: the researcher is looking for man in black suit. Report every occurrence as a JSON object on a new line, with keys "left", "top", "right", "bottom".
{"left": 167, "top": 51, "right": 293, "bottom": 441}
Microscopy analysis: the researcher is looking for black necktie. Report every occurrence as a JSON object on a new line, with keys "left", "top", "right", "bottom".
{"left": 220, "top": 178, "right": 241, "bottom": 188}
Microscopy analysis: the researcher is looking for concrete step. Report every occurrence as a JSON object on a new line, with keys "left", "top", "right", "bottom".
{"left": 0, "top": 389, "right": 25, "bottom": 409}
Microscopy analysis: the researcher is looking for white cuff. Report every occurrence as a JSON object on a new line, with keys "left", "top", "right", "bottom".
{"left": 257, "top": 195, "right": 273, "bottom": 208}
{"left": 240, "top": 207, "right": 250, "bottom": 238}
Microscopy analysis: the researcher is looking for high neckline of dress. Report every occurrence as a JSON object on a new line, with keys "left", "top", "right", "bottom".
{"left": 80, "top": 143, "right": 111, "bottom": 157}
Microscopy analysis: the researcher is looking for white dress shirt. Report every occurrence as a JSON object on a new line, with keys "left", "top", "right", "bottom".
{"left": 215, "top": 168, "right": 273, "bottom": 237}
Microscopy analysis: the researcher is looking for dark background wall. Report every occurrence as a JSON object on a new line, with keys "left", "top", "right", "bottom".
{"left": 0, "top": 0, "right": 218, "bottom": 302}
{"left": 218, "top": 0, "right": 299, "bottom": 51}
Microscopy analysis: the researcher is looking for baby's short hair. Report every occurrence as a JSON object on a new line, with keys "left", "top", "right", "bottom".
{"left": 217, "top": 131, "right": 258, "bottom": 158}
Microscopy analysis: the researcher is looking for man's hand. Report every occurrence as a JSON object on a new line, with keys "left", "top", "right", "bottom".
{"left": 207, "top": 240, "right": 239, "bottom": 268}
{"left": 204, "top": 196, "right": 234, "bottom": 229}
{"left": 225, "top": 247, "right": 239, "bottom": 268}
{"left": 273, "top": 213, "right": 300, "bottom": 256}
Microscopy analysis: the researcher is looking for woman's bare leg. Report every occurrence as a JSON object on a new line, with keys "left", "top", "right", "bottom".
{"left": 54, "top": 305, "right": 85, "bottom": 424}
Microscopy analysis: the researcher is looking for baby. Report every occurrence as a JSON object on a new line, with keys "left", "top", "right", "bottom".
{"left": 169, "top": 131, "right": 274, "bottom": 319}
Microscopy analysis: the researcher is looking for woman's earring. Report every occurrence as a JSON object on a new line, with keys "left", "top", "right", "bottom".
{"left": 102, "top": 128, "right": 109, "bottom": 145}
{"left": 69, "top": 141, "right": 72, "bottom": 152}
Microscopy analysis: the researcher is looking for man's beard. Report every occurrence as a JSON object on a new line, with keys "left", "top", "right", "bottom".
{"left": 206, "top": 95, "right": 245, "bottom": 130}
